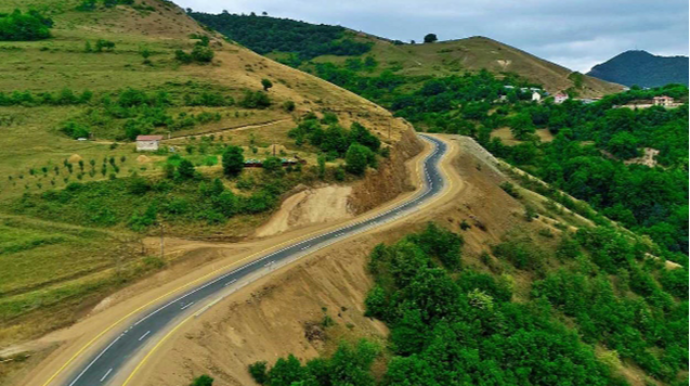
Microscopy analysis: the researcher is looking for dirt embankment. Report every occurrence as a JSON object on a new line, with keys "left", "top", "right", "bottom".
{"left": 349, "top": 127, "right": 424, "bottom": 214}
{"left": 254, "top": 126, "right": 423, "bottom": 238}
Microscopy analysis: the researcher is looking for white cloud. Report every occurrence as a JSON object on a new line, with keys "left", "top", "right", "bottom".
{"left": 177, "top": 0, "right": 689, "bottom": 72}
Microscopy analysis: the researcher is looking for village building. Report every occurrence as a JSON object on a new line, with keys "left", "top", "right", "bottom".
{"left": 531, "top": 91, "right": 542, "bottom": 102}
{"left": 653, "top": 95, "right": 674, "bottom": 107}
{"left": 554, "top": 93, "right": 569, "bottom": 104}
{"left": 136, "top": 135, "right": 164, "bottom": 152}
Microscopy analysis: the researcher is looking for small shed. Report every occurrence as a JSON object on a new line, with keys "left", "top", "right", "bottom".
{"left": 531, "top": 91, "right": 542, "bottom": 102}
{"left": 136, "top": 135, "right": 164, "bottom": 152}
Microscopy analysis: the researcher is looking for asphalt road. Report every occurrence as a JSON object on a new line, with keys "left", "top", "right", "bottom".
{"left": 58, "top": 134, "right": 448, "bottom": 386}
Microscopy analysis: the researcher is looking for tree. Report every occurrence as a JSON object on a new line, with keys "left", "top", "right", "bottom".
{"left": 95, "top": 39, "right": 115, "bottom": 52}
{"left": 222, "top": 146, "right": 244, "bottom": 177}
{"left": 423, "top": 33, "right": 438, "bottom": 43}
{"left": 345, "top": 143, "right": 373, "bottom": 175}
{"left": 177, "top": 159, "right": 196, "bottom": 180}
{"left": 261, "top": 78, "right": 273, "bottom": 92}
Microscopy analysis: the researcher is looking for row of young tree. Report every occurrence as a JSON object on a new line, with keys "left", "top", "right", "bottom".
{"left": 0, "top": 9, "right": 53, "bottom": 41}
{"left": 20, "top": 86, "right": 271, "bottom": 140}
{"left": 237, "top": 222, "right": 687, "bottom": 386}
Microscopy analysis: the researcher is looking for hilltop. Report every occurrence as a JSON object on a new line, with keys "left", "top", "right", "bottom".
{"left": 588, "top": 50, "right": 689, "bottom": 88}
{"left": 190, "top": 12, "right": 622, "bottom": 97}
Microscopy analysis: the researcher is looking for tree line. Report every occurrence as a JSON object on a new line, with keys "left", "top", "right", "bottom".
{"left": 0, "top": 9, "right": 53, "bottom": 41}
{"left": 189, "top": 12, "right": 372, "bottom": 64}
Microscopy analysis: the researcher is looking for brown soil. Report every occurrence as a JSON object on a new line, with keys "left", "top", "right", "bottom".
{"left": 136, "top": 155, "right": 151, "bottom": 164}
{"left": 491, "top": 127, "right": 554, "bottom": 145}
{"left": 255, "top": 186, "right": 354, "bottom": 238}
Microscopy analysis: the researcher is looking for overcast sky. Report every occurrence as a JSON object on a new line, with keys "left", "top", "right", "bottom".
{"left": 177, "top": 0, "right": 689, "bottom": 72}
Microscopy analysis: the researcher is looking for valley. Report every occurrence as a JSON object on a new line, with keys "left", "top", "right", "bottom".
{"left": 0, "top": 2, "right": 687, "bottom": 386}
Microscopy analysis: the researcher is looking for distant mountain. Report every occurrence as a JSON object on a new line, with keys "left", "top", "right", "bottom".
{"left": 588, "top": 50, "right": 688, "bottom": 88}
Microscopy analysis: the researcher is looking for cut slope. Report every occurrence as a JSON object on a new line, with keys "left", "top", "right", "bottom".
{"left": 587, "top": 50, "right": 689, "bottom": 87}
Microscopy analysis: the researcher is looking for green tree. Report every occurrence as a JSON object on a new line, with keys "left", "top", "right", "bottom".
{"left": 423, "top": 33, "right": 438, "bottom": 43}
{"left": 222, "top": 146, "right": 244, "bottom": 177}
{"left": 261, "top": 78, "right": 273, "bottom": 92}
{"left": 345, "top": 143, "right": 372, "bottom": 175}
{"left": 177, "top": 159, "right": 196, "bottom": 180}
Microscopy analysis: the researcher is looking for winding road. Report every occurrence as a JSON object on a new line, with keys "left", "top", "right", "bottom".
{"left": 47, "top": 134, "right": 450, "bottom": 386}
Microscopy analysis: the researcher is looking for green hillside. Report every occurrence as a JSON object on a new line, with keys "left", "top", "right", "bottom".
{"left": 0, "top": 0, "right": 405, "bottom": 348}
{"left": 189, "top": 12, "right": 622, "bottom": 97}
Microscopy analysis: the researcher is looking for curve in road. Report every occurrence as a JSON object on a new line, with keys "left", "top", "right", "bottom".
{"left": 53, "top": 134, "right": 449, "bottom": 386}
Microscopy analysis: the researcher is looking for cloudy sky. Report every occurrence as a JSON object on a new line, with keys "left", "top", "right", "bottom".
{"left": 177, "top": 0, "right": 689, "bottom": 72}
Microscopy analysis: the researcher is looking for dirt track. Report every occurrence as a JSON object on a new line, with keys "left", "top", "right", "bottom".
{"left": 14, "top": 134, "right": 462, "bottom": 386}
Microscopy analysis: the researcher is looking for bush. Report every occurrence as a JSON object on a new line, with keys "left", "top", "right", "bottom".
{"left": 282, "top": 100, "right": 296, "bottom": 112}
{"left": 239, "top": 90, "right": 271, "bottom": 109}
{"left": 60, "top": 121, "right": 90, "bottom": 139}
{"left": 499, "top": 181, "right": 521, "bottom": 198}
{"left": 190, "top": 375, "right": 213, "bottom": 386}
{"left": 248, "top": 362, "right": 268, "bottom": 384}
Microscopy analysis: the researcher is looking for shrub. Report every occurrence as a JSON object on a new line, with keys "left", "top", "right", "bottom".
{"left": 248, "top": 362, "right": 268, "bottom": 385}
{"left": 282, "top": 100, "right": 295, "bottom": 112}
{"left": 239, "top": 90, "right": 271, "bottom": 109}
{"left": 60, "top": 121, "right": 90, "bottom": 139}
{"left": 499, "top": 181, "right": 521, "bottom": 198}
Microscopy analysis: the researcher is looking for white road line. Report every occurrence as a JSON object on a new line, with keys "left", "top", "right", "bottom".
{"left": 138, "top": 331, "right": 151, "bottom": 341}
{"left": 224, "top": 279, "right": 237, "bottom": 287}
{"left": 180, "top": 302, "right": 195, "bottom": 310}
{"left": 100, "top": 368, "right": 112, "bottom": 382}
{"left": 67, "top": 334, "right": 122, "bottom": 386}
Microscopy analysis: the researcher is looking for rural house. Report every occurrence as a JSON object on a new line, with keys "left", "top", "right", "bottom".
{"left": 554, "top": 93, "right": 569, "bottom": 104}
{"left": 531, "top": 91, "right": 542, "bottom": 102}
{"left": 136, "top": 135, "right": 164, "bottom": 151}
{"left": 653, "top": 95, "right": 674, "bottom": 106}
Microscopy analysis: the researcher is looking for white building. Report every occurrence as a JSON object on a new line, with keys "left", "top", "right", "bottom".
{"left": 136, "top": 135, "right": 164, "bottom": 151}
{"left": 531, "top": 91, "right": 542, "bottom": 102}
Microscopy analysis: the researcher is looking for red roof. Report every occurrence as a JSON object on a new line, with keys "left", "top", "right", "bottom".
{"left": 136, "top": 135, "right": 164, "bottom": 141}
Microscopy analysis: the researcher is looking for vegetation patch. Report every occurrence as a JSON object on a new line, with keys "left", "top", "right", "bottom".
{"left": 0, "top": 9, "right": 53, "bottom": 41}
{"left": 234, "top": 222, "right": 687, "bottom": 386}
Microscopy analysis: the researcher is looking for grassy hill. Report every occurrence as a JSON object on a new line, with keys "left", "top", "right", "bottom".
{"left": 189, "top": 12, "right": 623, "bottom": 97}
{"left": 588, "top": 50, "right": 689, "bottom": 88}
{"left": 0, "top": 0, "right": 413, "bottom": 349}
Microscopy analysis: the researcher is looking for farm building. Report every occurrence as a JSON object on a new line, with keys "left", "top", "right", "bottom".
{"left": 136, "top": 135, "right": 164, "bottom": 152}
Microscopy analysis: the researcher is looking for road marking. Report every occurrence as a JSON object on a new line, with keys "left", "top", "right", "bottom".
{"left": 138, "top": 331, "right": 151, "bottom": 341}
{"left": 66, "top": 335, "right": 122, "bottom": 386}
{"left": 223, "top": 279, "right": 237, "bottom": 287}
{"left": 180, "top": 302, "right": 195, "bottom": 310}
{"left": 100, "top": 369, "right": 112, "bottom": 383}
